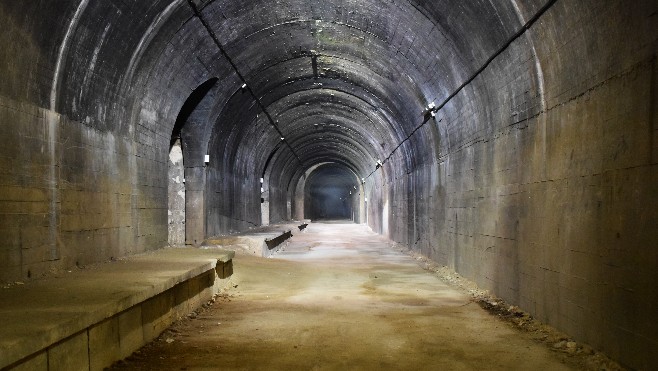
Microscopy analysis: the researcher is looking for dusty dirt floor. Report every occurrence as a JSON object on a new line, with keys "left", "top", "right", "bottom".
{"left": 110, "top": 222, "right": 615, "bottom": 370}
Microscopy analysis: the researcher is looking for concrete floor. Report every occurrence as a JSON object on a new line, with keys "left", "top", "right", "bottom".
{"left": 111, "top": 223, "right": 578, "bottom": 370}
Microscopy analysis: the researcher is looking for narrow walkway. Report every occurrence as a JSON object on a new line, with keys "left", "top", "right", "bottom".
{"left": 112, "top": 223, "right": 576, "bottom": 370}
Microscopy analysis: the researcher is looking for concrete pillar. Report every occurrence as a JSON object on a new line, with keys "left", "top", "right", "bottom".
{"left": 261, "top": 202, "right": 270, "bottom": 226}
{"left": 261, "top": 177, "right": 270, "bottom": 226}
{"left": 294, "top": 175, "right": 306, "bottom": 220}
{"left": 184, "top": 166, "right": 205, "bottom": 246}
{"left": 168, "top": 140, "right": 185, "bottom": 246}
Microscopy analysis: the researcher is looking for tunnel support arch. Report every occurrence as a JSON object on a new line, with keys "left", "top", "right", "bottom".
{"left": 169, "top": 78, "right": 218, "bottom": 246}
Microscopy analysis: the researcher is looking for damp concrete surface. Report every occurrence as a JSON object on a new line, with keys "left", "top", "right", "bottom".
{"left": 110, "top": 222, "right": 577, "bottom": 370}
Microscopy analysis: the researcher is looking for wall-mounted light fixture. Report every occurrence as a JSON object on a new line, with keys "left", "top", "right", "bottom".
{"left": 424, "top": 102, "right": 437, "bottom": 117}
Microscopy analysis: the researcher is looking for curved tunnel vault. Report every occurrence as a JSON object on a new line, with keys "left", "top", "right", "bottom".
{"left": 1, "top": 0, "right": 657, "bottom": 368}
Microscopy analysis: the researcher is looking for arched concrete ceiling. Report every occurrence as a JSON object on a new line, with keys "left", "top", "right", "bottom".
{"left": 50, "top": 0, "right": 539, "bottom": 192}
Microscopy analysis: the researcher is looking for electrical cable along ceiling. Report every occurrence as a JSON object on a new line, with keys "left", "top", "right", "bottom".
{"left": 50, "top": 0, "right": 548, "bottom": 226}
{"left": 48, "top": 0, "right": 542, "bottom": 177}
{"left": 169, "top": 0, "right": 529, "bottom": 185}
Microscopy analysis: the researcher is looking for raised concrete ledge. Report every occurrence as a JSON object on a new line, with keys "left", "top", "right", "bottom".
{"left": 204, "top": 222, "right": 304, "bottom": 257}
{"left": 0, "top": 248, "right": 235, "bottom": 370}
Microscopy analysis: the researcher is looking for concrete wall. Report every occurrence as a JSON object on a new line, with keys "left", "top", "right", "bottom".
{"left": 0, "top": 97, "right": 142, "bottom": 280}
{"left": 375, "top": 2, "right": 658, "bottom": 369}
{"left": 0, "top": 0, "right": 188, "bottom": 281}
{"left": 0, "top": 0, "right": 238, "bottom": 278}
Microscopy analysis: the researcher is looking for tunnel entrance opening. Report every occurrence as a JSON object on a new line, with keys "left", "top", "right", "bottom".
{"left": 304, "top": 164, "right": 359, "bottom": 222}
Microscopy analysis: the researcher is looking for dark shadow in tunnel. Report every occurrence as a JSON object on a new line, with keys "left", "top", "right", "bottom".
{"left": 304, "top": 164, "right": 358, "bottom": 222}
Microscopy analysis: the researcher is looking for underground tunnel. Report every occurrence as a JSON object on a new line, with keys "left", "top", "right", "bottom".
{"left": 0, "top": 0, "right": 657, "bottom": 369}
{"left": 304, "top": 163, "right": 360, "bottom": 221}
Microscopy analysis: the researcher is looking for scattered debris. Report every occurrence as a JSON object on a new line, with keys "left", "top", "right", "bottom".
{"left": 553, "top": 340, "right": 567, "bottom": 349}
{"left": 396, "top": 243, "right": 627, "bottom": 371}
